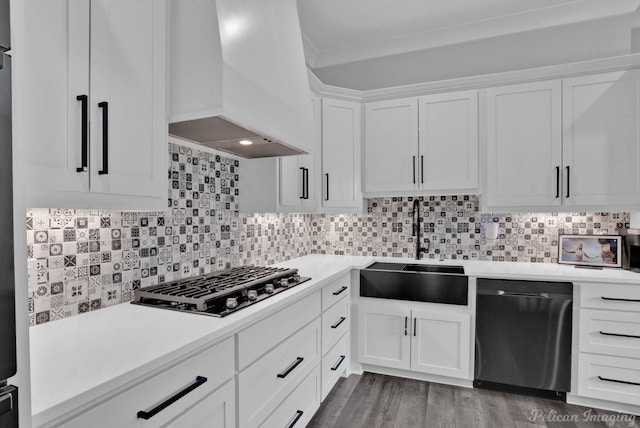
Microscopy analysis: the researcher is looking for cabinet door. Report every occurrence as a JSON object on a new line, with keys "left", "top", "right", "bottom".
{"left": 411, "top": 310, "right": 471, "bottom": 379}
{"left": 364, "top": 98, "right": 418, "bottom": 194}
{"left": 279, "top": 156, "right": 304, "bottom": 209}
{"left": 563, "top": 70, "right": 640, "bottom": 208}
{"left": 486, "top": 80, "right": 562, "bottom": 209}
{"left": 165, "top": 380, "right": 236, "bottom": 428}
{"left": 322, "top": 98, "right": 362, "bottom": 209}
{"left": 418, "top": 91, "right": 478, "bottom": 191}
{"left": 89, "top": 0, "right": 166, "bottom": 198}
{"left": 357, "top": 304, "right": 410, "bottom": 370}
{"left": 22, "top": 0, "right": 90, "bottom": 193}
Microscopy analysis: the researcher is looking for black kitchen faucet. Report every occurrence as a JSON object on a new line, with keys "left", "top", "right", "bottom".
{"left": 412, "top": 199, "right": 429, "bottom": 260}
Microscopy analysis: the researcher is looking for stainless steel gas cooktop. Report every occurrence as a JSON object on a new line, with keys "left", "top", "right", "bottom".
{"left": 132, "top": 266, "right": 310, "bottom": 317}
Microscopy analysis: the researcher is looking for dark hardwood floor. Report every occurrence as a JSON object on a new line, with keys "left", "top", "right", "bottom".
{"left": 308, "top": 372, "right": 639, "bottom": 428}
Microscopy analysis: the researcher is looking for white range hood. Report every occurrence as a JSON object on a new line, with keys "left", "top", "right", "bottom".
{"left": 168, "top": 0, "right": 313, "bottom": 158}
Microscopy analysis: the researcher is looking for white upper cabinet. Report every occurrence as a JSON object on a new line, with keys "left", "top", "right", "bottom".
{"left": 418, "top": 91, "right": 479, "bottom": 192}
{"left": 562, "top": 70, "right": 640, "bottom": 208}
{"left": 278, "top": 94, "right": 320, "bottom": 212}
{"left": 364, "top": 98, "right": 418, "bottom": 194}
{"left": 486, "top": 80, "right": 563, "bottom": 209}
{"left": 363, "top": 90, "right": 479, "bottom": 197}
{"left": 321, "top": 98, "right": 363, "bottom": 211}
{"left": 486, "top": 70, "right": 640, "bottom": 211}
{"left": 21, "top": 0, "right": 167, "bottom": 209}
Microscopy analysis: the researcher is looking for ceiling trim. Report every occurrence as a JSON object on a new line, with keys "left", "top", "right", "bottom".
{"left": 305, "top": 0, "right": 640, "bottom": 69}
{"left": 309, "top": 54, "right": 640, "bottom": 102}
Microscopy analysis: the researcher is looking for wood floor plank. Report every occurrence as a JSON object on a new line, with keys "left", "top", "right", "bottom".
{"left": 309, "top": 372, "right": 640, "bottom": 428}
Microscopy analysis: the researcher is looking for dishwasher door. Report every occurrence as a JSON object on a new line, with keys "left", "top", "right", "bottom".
{"left": 474, "top": 279, "right": 573, "bottom": 395}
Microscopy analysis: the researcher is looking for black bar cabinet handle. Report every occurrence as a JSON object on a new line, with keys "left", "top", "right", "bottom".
{"left": 303, "top": 168, "right": 309, "bottom": 199}
{"left": 602, "top": 296, "right": 640, "bottom": 303}
{"left": 421, "top": 155, "right": 424, "bottom": 184}
{"left": 137, "top": 376, "right": 207, "bottom": 420}
{"left": 76, "top": 95, "right": 88, "bottom": 172}
{"left": 404, "top": 316, "right": 408, "bottom": 336}
{"left": 413, "top": 318, "right": 417, "bottom": 337}
{"left": 277, "top": 357, "right": 304, "bottom": 379}
{"left": 599, "top": 331, "right": 640, "bottom": 339}
{"left": 287, "top": 410, "right": 304, "bottom": 428}
{"left": 555, "top": 166, "right": 560, "bottom": 198}
{"left": 412, "top": 156, "right": 416, "bottom": 184}
{"left": 598, "top": 376, "right": 640, "bottom": 387}
{"left": 299, "top": 167, "right": 305, "bottom": 199}
{"left": 332, "top": 286, "right": 348, "bottom": 296}
{"left": 565, "top": 165, "right": 570, "bottom": 198}
{"left": 331, "top": 355, "right": 346, "bottom": 371}
{"left": 325, "top": 173, "right": 329, "bottom": 201}
{"left": 98, "top": 101, "right": 109, "bottom": 175}
{"left": 331, "top": 317, "right": 346, "bottom": 329}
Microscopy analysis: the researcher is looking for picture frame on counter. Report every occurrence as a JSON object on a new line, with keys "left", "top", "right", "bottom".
{"left": 558, "top": 234, "right": 622, "bottom": 268}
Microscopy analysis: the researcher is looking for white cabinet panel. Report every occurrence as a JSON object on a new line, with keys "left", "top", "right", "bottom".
{"left": 321, "top": 98, "right": 362, "bottom": 210}
{"left": 486, "top": 80, "right": 563, "bottom": 208}
{"left": 165, "top": 380, "right": 235, "bottom": 428}
{"left": 562, "top": 70, "right": 640, "bottom": 207}
{"left": 411, "top": 310, "right": 471, "bottom": 379}
{"left": 322, "top": 297, "right": 349, "bottom": 354}
{"left": 418, "top": 91, "right": 478, "bottom": 191}
{"left": 22, "top": 0, "right": 167, "bottom": 209}
{"left": 577, "top": 353, "right": 640, "bottom": 406}
{"left": 358, "top": 305, "right": 411, "bottom": 370}
{"left": 321, "top": 334, "right": 348, "bottom": 401}
{"left": 580, "top": 309, "right": 640, "bottom": 359}
{"left": 364, "top": 98, "right": 418, "bottom": 193}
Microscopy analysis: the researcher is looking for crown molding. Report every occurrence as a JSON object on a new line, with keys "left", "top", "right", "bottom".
{"left": 309, "top": 54, "right": 640, "bottom": 102}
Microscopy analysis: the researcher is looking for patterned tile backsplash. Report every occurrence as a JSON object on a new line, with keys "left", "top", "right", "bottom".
{"left": 26, "top": 142, "right": 630, "bottom": 325}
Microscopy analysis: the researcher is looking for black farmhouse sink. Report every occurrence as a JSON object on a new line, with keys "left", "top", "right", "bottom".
{"left": 359, "top": 262, "right": 468, "bottom": 305}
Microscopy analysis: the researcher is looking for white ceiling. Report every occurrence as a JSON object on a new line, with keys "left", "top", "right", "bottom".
{"left": 298, "top": 0, "right": 640, "bottom": 69}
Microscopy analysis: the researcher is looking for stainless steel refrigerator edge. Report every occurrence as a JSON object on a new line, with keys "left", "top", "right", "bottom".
{"left": 0, "top": 0, "right": 19, "bottom": 425}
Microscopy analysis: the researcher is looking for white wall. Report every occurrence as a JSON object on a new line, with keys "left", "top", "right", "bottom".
{"left": 312, "top": 16, "right": 632, "bottom": 90}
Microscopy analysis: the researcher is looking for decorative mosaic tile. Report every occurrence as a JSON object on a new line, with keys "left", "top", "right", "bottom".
{"left": 26, "top": 143, "right": 631, "bottom": 325}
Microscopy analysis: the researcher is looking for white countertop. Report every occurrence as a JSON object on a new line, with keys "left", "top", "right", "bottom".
{"left": 29, "top": 254, "right": 640, "bottom": 426}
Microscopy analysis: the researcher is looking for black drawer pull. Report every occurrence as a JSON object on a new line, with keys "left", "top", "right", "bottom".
{"left": 76, "top": 95, "right": 88, "bottom": 172}
{"left": 332, "top": 286, "right": 348, "bottom": 296}
{"left": 325, "top": 173, "right": 329, "bottom": 201}
{"left": 287, "top": 410, "right": 304, "bottom": 428}
{"left": 413, "top": 317, "right": 417, "bottom": 337}
{"left": 412, "top": 156, "right": 416, "bottom": 184}
{"left": 565, "top": 165, "right": 570, "bottom": 198}
{"left": 404, "top": 316, "right": 408, "bottom": 336}
{"left": 599, "top": 331, "right": 640, "bottom": 339}
{"left": 597, "top": 376, "right": 640, "bottom": 387}
{"left": 277, "top": 357, "right": 304, "bottom": 379}
{"left": 98, "top": 101, "right": 109, "bottom": 175}
{"left": 331, "top": 355, "right": 346, "bottom": 371}
{"left": 555, "top": 166, "right": 560, "bottom": 198}
{"left": 331, "top": 317, "right": 346, "bottom": 329}
{"left": 137, "top": 376, "right": 207, "bottom": 420}
{"left": 601, "top": 296, "right": 640, "bottom": 303}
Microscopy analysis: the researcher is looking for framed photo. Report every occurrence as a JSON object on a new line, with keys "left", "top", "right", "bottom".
{"left": 558, "top": 234, "right": 622, "bottom": 268}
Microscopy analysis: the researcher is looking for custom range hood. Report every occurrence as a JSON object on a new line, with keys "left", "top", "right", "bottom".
{"left": 168, "top": 0, "right": 313, "bottom": 158}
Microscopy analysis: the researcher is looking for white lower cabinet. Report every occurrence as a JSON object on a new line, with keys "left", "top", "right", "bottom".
{"left": 574, "top": 282, "right": 640, "bottom": 411}
{"left": 259, "top": 365, "right": 321, "bottom": 428}
{"left": 321, "top": 334, "right": 349, "bottom": 401}
{"left": 238, "top": 318, "right": 321, "bottom": 428}
{"left": 164, "top": 380, "right": 235, "bottom": 428}
{"left": 59, "top": 337, "right": 235, "bottom": 428}
{"left": 358, "top": 303, "right": 471, "bottom": 379}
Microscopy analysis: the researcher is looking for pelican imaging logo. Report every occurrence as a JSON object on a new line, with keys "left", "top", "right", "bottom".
{"left": 527, "top": 409, "right": 636, "bottom": 426}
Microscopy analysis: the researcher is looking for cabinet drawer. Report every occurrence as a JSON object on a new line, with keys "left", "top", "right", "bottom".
{"left": 321, "top": 333, "right": 349, "bottom": 401}
{"left": 238, "top": 291, "right": 321, "bottom": 369}
{"left": 580, "top": 283, "right": 640, "bottom": 312}
{"left": 238, "top": 318, "right": 321, "bottom": 428}
{"left": 580, "top": 309, "right": 640, "bottom": 359}
{"left": 322, "top": 297, "right": 349, "bottom": 354}
{"left": 577, "top": 353, "right": 640, "bottom": 406}
{"left": 60, "top": 337, "right": 234, "bottom": 428}
{"left": 259, "top": 365, "right": 321, "bottom": 428}
{"left": 322, "top": 274, "right": 350, "bottom": 311}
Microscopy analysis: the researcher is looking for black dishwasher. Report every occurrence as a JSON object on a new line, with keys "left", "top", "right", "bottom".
{"left": 474, "top": 278, "right": 572, "bottom": 399}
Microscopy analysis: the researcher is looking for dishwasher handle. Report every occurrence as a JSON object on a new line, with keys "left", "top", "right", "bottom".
{"left": 478, "top": 289, "right": 551, "bottom": 298}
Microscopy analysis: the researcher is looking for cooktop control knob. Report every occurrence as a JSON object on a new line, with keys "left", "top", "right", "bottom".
{"left": 247, "top": 290, "right": 258, "bottom": 301}
{"left": 265, "top": 284, "right": 274, "bottom": 294}
{"left": 292, "top": 274, "right": 300, "bottom": 282}
{"left": 226, "top": 297, "right": 238, "bottom": 309}
{"left": 279, "top": 278, "right": 290, "bottom": 287}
